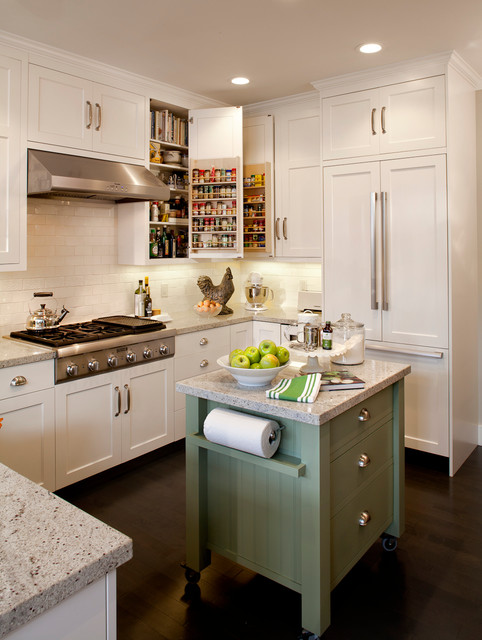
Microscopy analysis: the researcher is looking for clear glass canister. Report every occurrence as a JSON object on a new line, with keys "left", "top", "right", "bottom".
{"left": 330, "top": 313, "right": 365, "bottom": 365}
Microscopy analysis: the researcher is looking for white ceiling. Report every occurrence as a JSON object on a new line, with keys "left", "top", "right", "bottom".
{"left": 2, "top": 0, "right": 482, "bottom": 105}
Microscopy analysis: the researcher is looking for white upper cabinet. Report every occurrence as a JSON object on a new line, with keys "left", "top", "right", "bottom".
{"left": 322, "top": 76, "right": 446, "bottom": 160}
{"left": 28, "top": 65, "right": 146, "bottom": 160}
{"left": 274, "top": 103, "right": 322, "bottom": 258}
{"left": 189, "top": 106, "right": 243, "bottom": 160}
{"left": 0, "top": 47, "right": 26, "bottom": 271}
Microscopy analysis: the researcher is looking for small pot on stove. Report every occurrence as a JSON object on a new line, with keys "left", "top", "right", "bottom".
{"left": 26, "top": 292, "right": 70, "bottom": 333}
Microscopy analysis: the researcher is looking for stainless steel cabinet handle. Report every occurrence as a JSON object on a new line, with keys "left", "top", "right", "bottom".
{"left": 371, "top": 108, "right": 377, "bottom": 135}
{"left": 358, "top": 511, "right": 371, "bottom": 527}
{"left": 381, "top": 191, "right": 389, "bottom": 311}
{"left": 275, "top": 218, "right": 281, "bottom": 240}
{"left": 381, "top": 106, "right": 387, "bottom": 134}
{"left": 114, "top": 386, "right": 121, "bottom": 417}
{"left": 358, "top": 453, "right": 371, "bottom": 468}
{"left": 95, "top": 103, "right": 102, "bottom": 131}
{"left": 199, "top": 337, "right": 208, "bottom": 346}
{"left": 10, "top": 375, "right": 27, "bottom": 387}
{"left": 358, "top": 408, "right": 370, "bottom": 422}
{"left": 124, "top": 384, "right": 130, "bottom": 414}
{"left": 370, "top": 191, "right": 378, "bottom": 310}
{"left": 200, "top": 359, "right": 209, "bottom": 368}
{"left": 282, "top": 217, "right": 288, "bottom": 240}
{"left": 86, "top": 101, "right": 93, "bottom": 129}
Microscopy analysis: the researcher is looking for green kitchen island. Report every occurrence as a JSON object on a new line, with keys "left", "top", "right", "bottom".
{"left": 176, "top": 358, "right": 410, "bottom": 638}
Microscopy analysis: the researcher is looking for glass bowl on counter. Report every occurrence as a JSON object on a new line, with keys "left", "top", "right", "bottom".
{"left": 193, "top": 302, "right": 222, "bottom": 317}
{"left": 217, "top": 355, "right": 290, "bottom": 387}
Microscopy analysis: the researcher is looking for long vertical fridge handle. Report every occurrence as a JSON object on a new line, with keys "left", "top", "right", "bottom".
{"left": 381, "top": 191, "right": 389, "bottom": 311}
{"left": 370, "top": 192, "right": 378, "bottom": 310}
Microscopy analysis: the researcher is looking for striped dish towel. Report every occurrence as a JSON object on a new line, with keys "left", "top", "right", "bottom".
{"left": 266, "top": 373, "right": 322, "bottom": 403}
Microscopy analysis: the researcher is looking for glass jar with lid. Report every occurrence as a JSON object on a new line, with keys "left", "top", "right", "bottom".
{"left": 330, "top": 313, "right": 365, "bottom": 365}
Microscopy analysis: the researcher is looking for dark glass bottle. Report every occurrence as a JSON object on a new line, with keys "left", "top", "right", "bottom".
{"left": 322, "top": 321, "right": 333, "bottom": 350}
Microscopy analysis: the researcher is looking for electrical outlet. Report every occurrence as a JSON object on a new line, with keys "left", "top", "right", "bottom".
{"left": 161, "top": 283, "right": 168, "bottom": 298}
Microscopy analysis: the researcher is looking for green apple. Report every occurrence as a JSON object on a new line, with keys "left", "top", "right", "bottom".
{"left": 229, "top": 349, "right": 245, "bottom": 365}
{"left": 259, "top": 353, "right": 280, "bottom": 369}
{"left": 230, "top": 354, "right": 251, "bottom": 369}
{"left": 275, "top": 346, "right": 290, "bottom": 364}
{"left": 244, "top": 346, "right": 261, "bottom": 364}
{"left": 250, "top": 362, "right": 262, "bottom": 369}
{"left": 258, "top": 339, "right": 277, "bottom": 357}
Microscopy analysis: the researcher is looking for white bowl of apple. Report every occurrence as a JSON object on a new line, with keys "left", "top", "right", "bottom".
{"left": 217, "top": 340, "right": 290, "bottom": 387}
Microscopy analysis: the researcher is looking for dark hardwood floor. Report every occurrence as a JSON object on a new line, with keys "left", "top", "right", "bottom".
{"left": 56, "top": 444, "right": 482, "bottom": 640}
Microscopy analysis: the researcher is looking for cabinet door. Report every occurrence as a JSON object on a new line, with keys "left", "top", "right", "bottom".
{"left": 0, "top": 50, "right": 25, "bottom": 270}
{"left": 92, "top": 84, "right": 145, "bottom": 159}
{"left": 230, "top": 322, "right": 253, "bottom": 351}
{"left": 323, "top": 162, "right": 382, "bottom": 340}
{"left": 0, "top": 389, "right": 55, "bottom": 490}
{"left": 121, "top": 359, "right": 174, "bottom": 461}
{"left": 322, "top": 89, "right": 379, "bottom": 160}
{"left": 55, "top": 374, "right": 122, "bottom": 489}
{"left": 252, "top": 321, "right": 281, "bottom": 346}
{"left": 275, "top": 104, "right": 321, "bottom": 257}
{"left": 189, "top": 106, "right": 243, "bottom": 160}
{"left": 28, "top": 65, "right": 93, "bottom": 150}
{"left": 379, "top": 76, "right": 446, "bottom": 154}
{"left": 381, "top": 155, "right": 448, "bottom": 348}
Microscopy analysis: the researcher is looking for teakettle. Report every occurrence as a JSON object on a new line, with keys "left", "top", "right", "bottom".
{"left": 26, "top": 292, "right": 69, "bottom": 333}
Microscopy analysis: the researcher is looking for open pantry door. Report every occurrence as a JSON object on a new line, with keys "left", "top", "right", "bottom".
{"left": 188, "top": 106, "right": 243, "bottom": 259}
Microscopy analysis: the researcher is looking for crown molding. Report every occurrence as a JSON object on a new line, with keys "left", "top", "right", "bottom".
{"left": 243, "top": 90, "right": 319, "bottom": 116}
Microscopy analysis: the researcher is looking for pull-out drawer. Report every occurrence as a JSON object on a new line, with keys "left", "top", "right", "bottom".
{"left": 0, "top": 360, "right": 54, "bottom": 400}
{"left": 330, "top": 386, "right": 392, "bottom": 456}
{"left": 331, "top": 421, "right": 393, "bottom": 512}
{"left": 176, "top": 326, "right": 231, "bottom": 358}
{"left": 331, "top": 465, "right": 393, "bottom": 587}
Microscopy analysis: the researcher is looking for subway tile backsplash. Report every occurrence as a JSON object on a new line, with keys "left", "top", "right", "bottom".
{"left": 0, "top": 200, "right": 322, "bottom": 333}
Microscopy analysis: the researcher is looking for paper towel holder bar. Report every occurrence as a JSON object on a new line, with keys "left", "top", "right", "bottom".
{"left": 268, "top": 425, "right": 284, "bottom": 445}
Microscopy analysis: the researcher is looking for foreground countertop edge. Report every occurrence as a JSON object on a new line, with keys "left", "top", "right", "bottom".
{"left": 176, "top": 359, "right": 411, "bottom": 426}
{"left": 0, "top": 464, "right": 133, "bottom": 638}
{"left": 0, "top": 339, "right": 55, "bottom": 368}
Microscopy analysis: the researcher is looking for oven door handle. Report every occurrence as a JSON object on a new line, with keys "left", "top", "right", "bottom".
{"left": 114, "top": 386, "right": 121, "bottom": 417}
{"left": 124, "top": 384, "right": 130, "bottom": 414}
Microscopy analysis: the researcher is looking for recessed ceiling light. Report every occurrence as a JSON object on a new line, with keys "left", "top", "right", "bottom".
{"left": 358, "top": 43, "right": 382, "bottom": 54}
{"left": 231, "top": 77, "right": 250, "bottom": 85}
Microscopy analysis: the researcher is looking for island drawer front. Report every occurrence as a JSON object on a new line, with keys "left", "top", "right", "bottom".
{"left": 0, "top": 360, "right": 54, "bottom": 400}
{"left": 175, "top": 349, "right": 224, "bottom": 411}
{"left": 331, "top": 465, "right": 393, "bottom": 586}
{"left": 330, "top": 386, "right": 392, "bottom": 455}
{"left": 331, "top": 420, "right": 393, "bottom": 512}
{"left": 176, "top": 326, "right": 231, "bottom": 358}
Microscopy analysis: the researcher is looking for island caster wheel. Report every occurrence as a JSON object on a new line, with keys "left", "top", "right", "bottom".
{"left": 180, "top": 561, "right": 201, "bottom": 583}
{"left": 298, "top": 629, "right": 320, "bottom": 640}
{"left": 381, "top": 534, "right": 398, "bottom": 551}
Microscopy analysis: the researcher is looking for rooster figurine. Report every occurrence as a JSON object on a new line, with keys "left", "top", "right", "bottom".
{"left": 197, "top": 267, "right": 235, "bottom": 315}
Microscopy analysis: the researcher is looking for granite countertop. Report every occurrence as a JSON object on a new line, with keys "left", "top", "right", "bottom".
{"left": 176, "top": 358, "right": 411, "bottom": 426}
{"left": 0, "top": 339, "right": 55, "bottom": 369}
{"left": 165, "top": 303, "right": 299, "bottom": 335}
{"left": 0, "top": 464, "right": 132, "bottom": 638}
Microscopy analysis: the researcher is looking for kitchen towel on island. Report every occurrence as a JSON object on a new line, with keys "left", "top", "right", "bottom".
{"left": 203, "top": 407, "right": 281, "bottom": 458}
{"left": 266, "top": 373, "right": 322, "bottom": 403}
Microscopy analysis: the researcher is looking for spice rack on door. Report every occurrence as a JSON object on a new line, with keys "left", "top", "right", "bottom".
{"left": 243, "top": 162, "right": 272, "bottom": 256}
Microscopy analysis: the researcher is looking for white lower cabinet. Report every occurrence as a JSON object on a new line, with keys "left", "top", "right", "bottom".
{"left": 252, "top": 320, "right": 281, "bottom": 346}
{"left": 5, "top": 571, "right": 116, "bottom": 640}
{"left": 55, "top": 359, "right": 174, "bottom": 489}
{"left": 0, "top": 360, "right": 55, "bottom": 490}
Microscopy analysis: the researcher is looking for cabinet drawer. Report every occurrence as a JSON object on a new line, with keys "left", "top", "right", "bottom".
{"left": 175, "top": 348, "right": 224, "bottom": 412}
{"left": 331, "top": 421, "right": 392, "bottom": 512}
{"left": 330, "top": 386, "right": 392, "bottom": 455}
{"left": 0, "top": 360, "right": 54, "bottom": 399}
{"left": 331, "top": 465, "right": 393, "bottom": 586}
{"left": 176, "top": 327, "right": 230, "bottom": 358}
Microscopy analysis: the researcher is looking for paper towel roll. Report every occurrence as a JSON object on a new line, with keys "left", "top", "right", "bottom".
{"left": 203, "top": 408, "right": 281, "bottom": 458}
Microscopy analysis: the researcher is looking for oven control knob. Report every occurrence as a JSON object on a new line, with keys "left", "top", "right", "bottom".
{"left": 159, "top": 344, "right": 169, "bottom": 356}
{"left": 88, "top": 359, "right": 99, "bottom": 372}
{"left": 107, "top": 355, "right": 118, "bottom": 368}
{"left": 143, "top": 347, "right": 153, "bottom": 359}
{"left": 126, "top": 351, "right": 137, "bottom": 363}
{"left": 66, "top": 363, "right": 78, "bottom": 377}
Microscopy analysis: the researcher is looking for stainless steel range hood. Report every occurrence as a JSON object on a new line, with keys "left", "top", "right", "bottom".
{"left": 27, "top": 149, "right": 170, "bottom": 203}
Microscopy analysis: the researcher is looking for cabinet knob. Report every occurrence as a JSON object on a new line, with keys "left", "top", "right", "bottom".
{"left": 199, "top": 337, "right": 208, "bottom": 346}
{"left": 358, "top": 453, "right": 371, "bottom": 468}
{"left": 200, "top": 359, "right": 209, "bottom": 368}
{"left": 358, "top": 408, "right": 370, "bottom": 422}
{"left": 358, "top": 511, "right": 371, "bottom": 527}
{"left": 10, "top": 375, "right": 27, "bottom": 387}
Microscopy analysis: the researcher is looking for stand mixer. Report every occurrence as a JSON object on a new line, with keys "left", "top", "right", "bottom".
{"left": 244, "top": 272, "right": 274, "bottom": 311}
